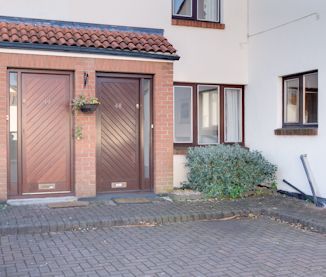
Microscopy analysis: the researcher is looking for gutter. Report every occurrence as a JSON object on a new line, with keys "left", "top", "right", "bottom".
{"left": 0, "top": 42, "right": 180, "bottom": 61}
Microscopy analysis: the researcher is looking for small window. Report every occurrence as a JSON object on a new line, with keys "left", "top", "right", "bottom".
{"left": 197, "top": 0, "right": 220, "bottom": 22}
{"left": 224, "top": 88, "right": 242, "bottom": 143}
{"left": 284, "top": 78, "right": 300, "bottom": 124}
{"left": 283, "top": 71, "right": 318, "bottom": 127}
{"left": 304, "top": 73, "right": 318, "bottom": 124}
{"left": 9, "top": 72, "right": 18, "bottom": 187}
{"left": 198, "top": 85, "right": 219, "bottom": 144}
{"left": 173, "top": 0, "right": 192, "bottom": 17}
{"left": 174, "top": 86, "right": 193, "bottom": 143}
{"left": 172, "top": 0, "right": 220, "bottom": 23}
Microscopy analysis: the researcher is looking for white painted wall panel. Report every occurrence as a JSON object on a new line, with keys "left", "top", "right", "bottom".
{"left": 247, "top": 0, "right": 326, "bottom": 197}
{"left": 173, "top": 155, "right": 188, "bottom": 188}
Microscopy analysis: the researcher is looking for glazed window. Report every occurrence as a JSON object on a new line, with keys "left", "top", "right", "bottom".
{"left": 173, "top": 0, "right": 192, "bottom": 17}
{"left": 304, "top": 73, "right": 318, "bottom": 124}
{"left": 174, "top": 86, "right": 193, "bottom": 143}
{"left": 283, "top": 71, "right": 318, "bottom": 127}
{"left": 9, "top": 72, "right": 18, "bottom": 187}
{"left": 172, "top": 0, "right": 220, "bottom": 23}
{"left": 197, "top": 0, "right": 220, "bottom": 22}
{"left": 173, "top": 83, "right": 244, "bottom": 146}
{"left": 198, "top": 85, "right": 219, "bottom": 144}
{"left": 284, "top": 78, "right": 300, "bottom": 124}
{"left": 224, "top": 88, "right": 243, "bottom": 143}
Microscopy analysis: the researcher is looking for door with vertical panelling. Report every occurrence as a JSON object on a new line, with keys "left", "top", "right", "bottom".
{"left": 21, "top": 73, "right": 71, "bottom": 194}
{"left": 96, "top": 77, "right": 141, "bottom": 192}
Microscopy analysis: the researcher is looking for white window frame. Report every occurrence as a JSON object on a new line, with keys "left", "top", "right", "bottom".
{"left": 197, "top": 84, "right": 220, "bottom": 145}
{"left": 224, "top": 87, "right": 243, "bottom": 143}
{"left": 173, "top": 86, "right": 193, "bottom": 143}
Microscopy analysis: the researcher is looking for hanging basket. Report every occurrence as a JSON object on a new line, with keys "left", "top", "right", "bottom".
{"left": 80, "top": 103, "right": 99, "bottom": 113}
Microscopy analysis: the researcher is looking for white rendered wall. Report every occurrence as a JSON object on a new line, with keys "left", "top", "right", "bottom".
{"left": 0, "top": 0, "right": 248, "bottom": 84}
{"left": 247, "top": 0, "right": 326, "bottom": 197}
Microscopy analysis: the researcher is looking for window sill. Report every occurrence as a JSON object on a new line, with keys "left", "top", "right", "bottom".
{"left": 171, "top": 18, "right": 225, "bottom": 29}
{"left": 274, "top": 128, "right": 318, "bottom": 136}
{"left": 173, "top": 143, "right": 246, "bottom": 155}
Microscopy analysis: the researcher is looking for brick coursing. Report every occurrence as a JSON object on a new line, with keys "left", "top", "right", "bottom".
{"left": 0, "top": 52, "right": 174, "bottom": 200}
{"left": 171, "top": 18, "right": 225, "bottom": 29}
{"left": 274, "top": 128, "right": 318, "bottom": 136}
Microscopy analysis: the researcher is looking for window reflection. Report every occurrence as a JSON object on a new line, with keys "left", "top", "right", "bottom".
{"left": 173, "top": 0, "right": 192, "bottom": 17}
{"left": 9, "top": 72, "right": 18, "bottom": 185}
{"left": 284, "top": 78, "right": 300, "bottom": 123}
{"left": 174, "top": 86, "right": 193, "bottom": 143}
{"left": 304, "top": 73, "right": 318, "bottom": 124}
{"left": 143, "top": 79, "right": 151, "bottom": 179}
{"left": 198, "top": 85, "right": 219, "bottom": 144}
{"left": 224, "top": 88, "right": 242, "bottom": 143}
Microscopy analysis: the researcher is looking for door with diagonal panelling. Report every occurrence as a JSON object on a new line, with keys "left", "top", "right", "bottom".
{"left": 21, "top": 73, "right": 72, "bottom": 194}
{"left": 96, "top": 77, "right": 141, "bottom": 192}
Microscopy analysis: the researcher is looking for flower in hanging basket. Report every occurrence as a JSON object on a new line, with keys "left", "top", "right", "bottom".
{"left": 72, "top": 95, "right": 100, "bottom": 113}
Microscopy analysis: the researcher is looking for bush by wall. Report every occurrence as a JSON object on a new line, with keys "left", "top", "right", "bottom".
{"left": 184, "top": 145, "right": 277, "bottom": 199}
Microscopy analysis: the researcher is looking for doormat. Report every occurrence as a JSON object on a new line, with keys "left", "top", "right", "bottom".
{"left": 112, "top": 198, "right": 152, "bottom": 204}
{"left": 48, "top": 201, "right": 89, "bottom": 209}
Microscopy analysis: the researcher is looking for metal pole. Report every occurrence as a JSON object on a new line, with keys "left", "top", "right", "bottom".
{"left": 300, "top": 154, "right": 318, "bottom": 207}
{"left": 283, "top": 179, "right": 308, "bottom": 198}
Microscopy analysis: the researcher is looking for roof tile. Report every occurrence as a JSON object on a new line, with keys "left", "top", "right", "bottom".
{"left": 0, "top": 21, "right": 177, "bottom": 56}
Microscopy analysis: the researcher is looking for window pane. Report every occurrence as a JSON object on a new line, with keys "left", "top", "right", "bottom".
{"left": 304, "top": 73, "right": 318, "bottom": 124}
{"left": 143, "top": 79, "right": 151, "bottom": 179}
{"left": 224, "top": 88, "right": 242, "bottom": 143}
{"left": 198, "top": 85, "right": 219, "bottom": 144}
{"left": 173, "top": 0, "right": 192, "bottom": 17}
{"left": 284, "top": 78, "right": 300, "bottom": 123}
{"left": 9, "top": 72, "right": 18, "bottom": 186}
{"left": 197, "top": 0, "right": 219, "bottom": 22}
{"left": 174, "top": 86, "right": 193, "bottom": 143}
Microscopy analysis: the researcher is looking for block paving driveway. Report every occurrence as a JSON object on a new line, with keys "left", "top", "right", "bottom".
{"left": 1, "top": 217, "right": 326, "bottom": 277}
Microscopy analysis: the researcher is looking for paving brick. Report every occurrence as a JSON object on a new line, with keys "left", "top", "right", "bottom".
{"left": 1, "top": 195, "right": 326, "bottom": 237}
{"left": 3, "top": 218, "right": 326, "bottom": 276}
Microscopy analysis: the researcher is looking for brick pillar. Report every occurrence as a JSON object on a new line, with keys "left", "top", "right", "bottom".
{"left": 74, "top": 60, "right": 97, "bottom": 198}
{"left": 153, "top": 63, "right": 174, "bottom": 194}
{"left": 0, "top": 66, "right": 7, "bottom": 200}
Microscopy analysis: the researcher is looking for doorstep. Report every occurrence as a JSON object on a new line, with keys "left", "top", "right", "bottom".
{"left": 80, "top": 192, "right": 159, "bottom": 202}
{"left": 7, "top": 196, "right": 78, "bottom": 206}
{"left": 0, "top": 195, "right": 325, "bottom": 235}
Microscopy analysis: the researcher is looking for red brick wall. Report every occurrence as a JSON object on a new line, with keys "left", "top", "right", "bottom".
{"left": 0, "top": 52, "right": 174, "bottom": 200}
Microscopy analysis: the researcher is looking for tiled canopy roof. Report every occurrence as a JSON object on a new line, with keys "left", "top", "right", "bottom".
{"left": 0, "top": 21, "right": 178, "bottom": 60}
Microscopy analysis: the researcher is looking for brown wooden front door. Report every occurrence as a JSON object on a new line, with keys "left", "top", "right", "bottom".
{"left": 8, "top": 71, "right": 72, "bottom": 196}
{"left": 96, "top": 75, "right": 152, "bottom": 192}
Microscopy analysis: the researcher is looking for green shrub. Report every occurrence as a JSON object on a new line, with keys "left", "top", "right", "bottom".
{"left": 184, "top": 145, "right": 277, "bottom": 199}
